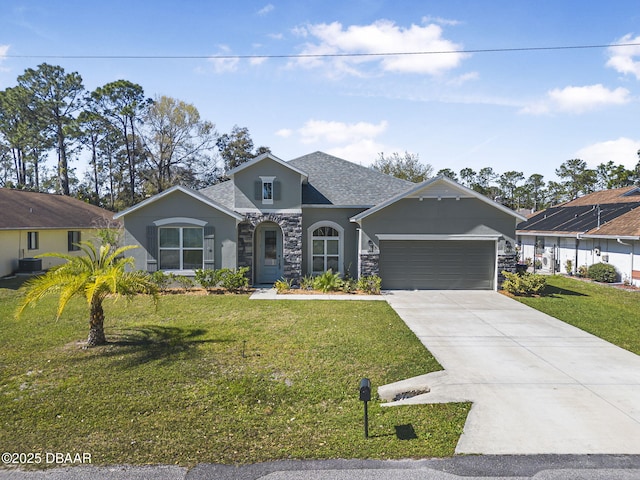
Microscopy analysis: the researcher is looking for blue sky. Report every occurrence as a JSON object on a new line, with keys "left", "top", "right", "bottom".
{"left": 1, "top": 0, "right": 640, "bottom": 182}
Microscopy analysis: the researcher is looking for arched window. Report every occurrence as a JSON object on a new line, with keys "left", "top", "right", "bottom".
{"left": 309, "top": 222, "right": 343, "bottom": 275}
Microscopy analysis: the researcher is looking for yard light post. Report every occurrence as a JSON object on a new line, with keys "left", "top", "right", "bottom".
{"left": 359, "top": 378, "right": 371, "bottom": 438}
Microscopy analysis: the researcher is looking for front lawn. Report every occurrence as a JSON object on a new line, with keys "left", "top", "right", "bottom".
{"left": 0, "top": 285, "right": 468, "bottom": 468}
{"left": 515, "top": 275, "right": 640, "bottom": 355}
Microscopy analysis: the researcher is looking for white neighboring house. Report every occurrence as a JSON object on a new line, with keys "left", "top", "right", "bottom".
{"left": 517, "top": 186, "right": 640, "bottom": 286}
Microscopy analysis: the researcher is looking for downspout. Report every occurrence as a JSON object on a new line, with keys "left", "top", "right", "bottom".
{"left": 575, "top": 233, "right": 581, "bottom": 275}
{"left": 617, "top": 238, "right": 633, "bottom": 284}
{"left": 356, "top": 228, "right": 362, "bottom": 279}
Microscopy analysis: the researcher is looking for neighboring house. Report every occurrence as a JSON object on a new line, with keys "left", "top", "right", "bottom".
{"left": 115, "top": 151, "right": 524, "bottom": 290}
{"left": 0, "top": 189, "right": 118, "bottom": 277}
{"left": 517, "top": 186, "right": 640, "bottom": 285}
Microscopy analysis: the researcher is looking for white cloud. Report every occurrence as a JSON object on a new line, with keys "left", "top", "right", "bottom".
{"left": 521, "top": 84, "right": 631, "bottom": 115}
{"left": 297, "top": 119, "right": 388, "bottom": 144}
{"left": 208, "top": 45, "right": 239, "bottom": 73}
{"left": 278, "top": 119, "right": 391, "bottom": 165}
{"left": 576, "top": 137, "right": 640, "bottom": 170}
{"left": 257, "top": 4, "right": 274, "bottom": 16}
{"left": 607, "top": 34, "right": 640, "bottom": 80}
{"left": 291, "top": 20, "right": 467, "bottom": 76}
{"left": 421, "top": 16, "right": 462, "bottom": 27}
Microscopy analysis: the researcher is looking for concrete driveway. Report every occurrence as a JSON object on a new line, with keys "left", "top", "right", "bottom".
{"left": 380, "top": 290, "right": 640, "bottom": 455}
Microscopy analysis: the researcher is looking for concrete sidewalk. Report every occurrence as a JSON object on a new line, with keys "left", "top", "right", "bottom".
{"left": 380, "top": 290, "right": 640, "bottom": 455}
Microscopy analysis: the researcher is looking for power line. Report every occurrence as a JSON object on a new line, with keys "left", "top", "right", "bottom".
{"left": 4, "top": 42, "right": 640, "bottom": 60}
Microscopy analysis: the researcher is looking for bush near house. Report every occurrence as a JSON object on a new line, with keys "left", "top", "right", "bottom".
{"left": 501, "top": 271, "right": 547, "bottom": 296}
{"left": 587, "top": 262, "right": 618, "bottom": 283}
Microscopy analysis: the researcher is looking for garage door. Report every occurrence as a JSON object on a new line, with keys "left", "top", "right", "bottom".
{"left": 379, "top": 240, "right": 495, "bottom": 290}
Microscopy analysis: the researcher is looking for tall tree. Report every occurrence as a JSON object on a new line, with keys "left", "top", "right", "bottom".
{"left": 555, "top": 159, "right": 597, "bottom": 199}
{"left": 524, "top": 173, "right": 546, "bottom": 211}
{"left": 372, "top": 152, "right": 432, "bottom": 183}
{"left": 498, "top": 170, "right": 525, "bottom": 209}
{"left": 140, "top": 95, "right": 219, "bottom": 193}
{"left": 459, "top": 167, "right": 476, "bottom": 188}
{"left": 90, "top": 80, "right": 151, "bottom": 206}
{"left": 216, "top": 125, "right": 257, "bottom": 173}
{"left": 436, "top": 168, "right": 458, "bottom": 181}
{"left": 595, "top": 161, "right": 635, "bottom": 190}
{"left": 17, "top": 64, "right": 85, "bottom": 195}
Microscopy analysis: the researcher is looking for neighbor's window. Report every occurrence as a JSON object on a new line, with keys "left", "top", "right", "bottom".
{"left": 159, "top": 227, "right": 204, "bottom": 270}
{"left": 312, "top": 226, "right": 340, "bottom": 274}
{"left": 67, "top": 231, "right": 81, "bottom": 251}
{"left": 27, "top": 231, "right": 39, "bottom": 250}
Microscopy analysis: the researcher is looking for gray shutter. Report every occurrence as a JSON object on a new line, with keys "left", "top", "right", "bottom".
{"left": 254, "top": 180, "right": 262, "bottom": 200}
{"left": 146, "top": 225, "right": 158, "bottom": 272}
{"left": 204, "top": 226, "right": 215, "bottom": 270}
{"left": 273, "top": 180, "right": 281, "bottom": 201}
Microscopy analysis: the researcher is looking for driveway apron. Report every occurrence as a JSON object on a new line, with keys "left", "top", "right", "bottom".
{"left": 382, "top": 290, "right": 640, "bottom": 455}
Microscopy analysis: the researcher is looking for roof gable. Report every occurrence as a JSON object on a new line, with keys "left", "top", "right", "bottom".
{"left": 226, "top": 152, "right": 308, "bottom": 179}
{"left": 0, "top": 189, "right": 115, "bottom": 230}
{"left": 114, "top": 185, "right": 243, "bottom": 220}
{"left": 351, "top": 175, "right": 527, "bottom": 222}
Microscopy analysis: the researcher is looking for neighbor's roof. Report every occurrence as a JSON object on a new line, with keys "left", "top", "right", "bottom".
{"left": 288, "top": 151, "right": 414, "bottom": 206}
{"left": 0, "top": 188, "right": 116, "bottom": 230}
{"left": 561, "top": 186, "right": 640, "bottom": 206}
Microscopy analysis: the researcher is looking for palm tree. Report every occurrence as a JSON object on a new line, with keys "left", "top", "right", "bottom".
{"left": 16, "top": 241, "right": 158, "bottom": 346}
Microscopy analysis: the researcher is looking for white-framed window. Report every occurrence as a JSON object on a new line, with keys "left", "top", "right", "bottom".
{"left": 159, "top": 227, "right": 204, "bottom": 270}
{"left": 260, "top": 176, "right": 275, "bottom": 205}
{"left": 309, "top": 221, "right": 344, "bottom": 275}
{"left": 27, "top": 231, "right": 39, "bottom": 250}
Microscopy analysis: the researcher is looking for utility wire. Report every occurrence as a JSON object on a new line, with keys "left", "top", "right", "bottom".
{"left": 4, "top": 42, "right": 640, "bottom": 60}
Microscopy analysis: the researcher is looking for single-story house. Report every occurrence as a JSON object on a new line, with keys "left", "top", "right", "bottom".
{"left": 0, "top": 188, "right": 118, "bottom": 277}
{"left": 115, "top": 151, "right": 525, "bottom": 290}
{"left": 517, "top": 186, "right": 640, "bottom": 285}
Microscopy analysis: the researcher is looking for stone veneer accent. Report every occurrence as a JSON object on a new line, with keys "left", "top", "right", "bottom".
{"left": 238, "top": 213, "right": 303, "bottom": 284}
{"left": 359, "top": 253, "right": 380, "bottom": 278}
{"left": 497, "top": 253, "right": 518, "bottom": 288}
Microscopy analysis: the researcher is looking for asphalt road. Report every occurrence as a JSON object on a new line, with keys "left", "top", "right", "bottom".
{"left": 2, "top": 456, "right": 640, "bottom": 480}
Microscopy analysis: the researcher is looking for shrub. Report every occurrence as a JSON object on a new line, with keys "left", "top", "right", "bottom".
{"left": 587, "top": 262, "right": 617, "bottom": 283}
{"left": 150, "top": 270, "right": 173, "bottom": 291}
{"left": 564, "top": 259, "right": 573, "bottom": 275}
{"left": 195, "top": 268, "right": 224, "bottom": 290}
{"left": 501, "top": 271, "right": 546, "bottom": 296}
{"left": 174, "top": 275, "right": 195, "bottom": 291}
{"left": 357, "top": 275, "right": 382, "bottom": 294}
{"left": 577, "top": 265, "right": 588, "bottom": 278}
{"left": 312, "top": 269, "right": 343, "bottom": 293}
{"left": 274, "top": 277, "right": 292, "bottom": 293}
{"left": 219, "top": 267, "right": 250, "bottom": 292}
{"left": 300, "top": 275, "right": 315, "bottom": 290}
{"left": 341, "top": 278, "right": 357, "bottom": 294}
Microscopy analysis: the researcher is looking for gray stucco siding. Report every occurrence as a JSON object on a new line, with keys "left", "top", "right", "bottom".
{"left": 301, "top": 207, "right": 366, "bottom": 278}
{"left": 121, "top": 190, "right": 238, "bottom": 272}
{"left": 232, "top": 158, "right": 303, "bottom": 210}
{"left": 359, "top": 197, "right": 517, "bottom": 246}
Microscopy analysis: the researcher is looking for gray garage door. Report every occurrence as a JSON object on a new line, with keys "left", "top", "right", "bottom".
{"left": 379, "top": 240, "right": 495, "bottom": 290}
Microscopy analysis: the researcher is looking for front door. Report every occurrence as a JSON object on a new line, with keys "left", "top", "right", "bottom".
{"left": 256, "top": 224, "right": 283, "bottom": 284}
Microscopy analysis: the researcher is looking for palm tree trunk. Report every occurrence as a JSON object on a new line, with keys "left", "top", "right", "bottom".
{"left": 87, "top": 300, "right": 106, "bottom": 346}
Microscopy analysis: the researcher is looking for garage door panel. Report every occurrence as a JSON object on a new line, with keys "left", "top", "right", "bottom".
{"left": 379, "top": 240, "right": 495, "bottom": 290}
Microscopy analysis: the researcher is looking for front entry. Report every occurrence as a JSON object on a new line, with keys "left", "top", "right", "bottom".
{"left": 255, "top": 223, "right": 284, "bottom": 284}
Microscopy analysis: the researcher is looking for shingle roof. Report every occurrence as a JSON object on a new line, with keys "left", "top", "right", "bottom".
{"left": 0, "top": 189, "right": 116, "bottom": 230}
{"left": 562, "top": 186, "right": 640, "bottom": 206}
{"left": 199, "top": 180, "right": 235, "bottom": 210}
{"left": 584, "top": 206, "right": 640, "bottom": 237}
{"left": 288, "top": 151, "right": 414, "bottom": 206}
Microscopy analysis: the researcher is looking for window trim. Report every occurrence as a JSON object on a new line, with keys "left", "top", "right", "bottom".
{"left": 260, "top": 176, "right": 276, "bottom": 205}
{"left": 158, "top": 226, "right": 204, "bottom": 272}
{"left": 67, "top": 231, "right": 81, "bottom": 252}
{"left": 27, "top": 231, "right": 39, "bottom": 250}
{"left": 308, "top": 221, "right": 344, "bottom": 275}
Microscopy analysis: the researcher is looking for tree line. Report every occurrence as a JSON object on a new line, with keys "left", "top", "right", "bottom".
{"left": 373, "top": 152, "right": 640, "bottom": 211}
{"left": 0, "top": 63, "right": 268, "bottom": 210}
{"left": 2, "top": 63, "right": 639, "bottom": 213}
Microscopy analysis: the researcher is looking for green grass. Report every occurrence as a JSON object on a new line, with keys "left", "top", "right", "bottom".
{"left": 515, "top": 275, "right": 640, "bottom": 355}
{"left": 0, "top": 282, "right": 468, "bottom": 468}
